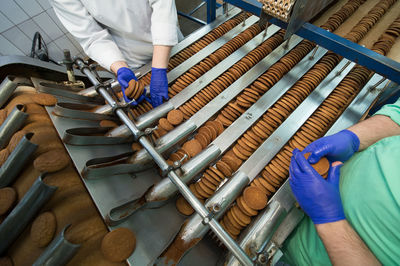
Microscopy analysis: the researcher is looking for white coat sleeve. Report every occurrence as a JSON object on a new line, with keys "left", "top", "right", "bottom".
{"left": 149, "top": 0, "right": 179, "bottom": 46}
{"left": 49, "top": 0, "right": 125, "bottom": 71}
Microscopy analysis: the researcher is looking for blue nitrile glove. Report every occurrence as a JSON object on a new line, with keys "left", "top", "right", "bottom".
{"left": 117, "top": 67, "right": 141, "bottom": 106}
{"left": 289, "top": 148, "right": 345, "bottom": 224}
{"left": 303, "top": 129, "right": 360, "bottom": 164}
{"left": 150, "top": 67, "right": 169, "bottom": 108}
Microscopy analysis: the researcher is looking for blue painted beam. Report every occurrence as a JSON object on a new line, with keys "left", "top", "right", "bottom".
{"left": 270, "top": 18, "right": 400, "bottom": 84}
{"left": 212, "top": 0, "right": 400, "bottom": 84}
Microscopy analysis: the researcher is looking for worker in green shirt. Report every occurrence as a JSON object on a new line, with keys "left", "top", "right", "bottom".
{"left": 282, "top": 96, "right": 400, "bottom": 265}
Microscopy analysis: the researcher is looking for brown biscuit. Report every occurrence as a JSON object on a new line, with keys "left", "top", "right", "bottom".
{"left": 167, "top": 110, "right": 184, "bottom": 125}
{"left": 32, "top": 93, "right": 57, "bottom": 106}
{"left": 0, "top": 256, "right": 13, "bottom": 266}
{"left": 182, "top": 139, "right": 203, "bottom": 158}
{"left": 194, "top": 133, "right": 208, "bottom": 149}
{"left": 0, "top": 109, "right": 7, "bottom": 125}
{"left": 7, "top": 130, "right": 27, "bottom": 153}
{"left": 30, "top": 211, "right": 57, "bottom": 247}
{"left": 33, "top": 149, "right": 70, "bottom": 173}
{"left": 159, "top": 118, "right": 174, "bottom": 131}
{"left": 0, "top": 187, "right": 17, "bottom": 215}
{"left": 0, "top": 149, "right": 9, "bottom": 166}
{"left": 101, "top": 228, "right": 136, "bottom": 262}
{"left": 216, "top": 160, "right": 233, "bottom": 177}
{"left": 99, "top": 120, "right": 118, "bottom": 128}
{"left": 176, "top": 195, "right": 194, "bottom": 216}
{"left": 304, "top": 152, "right": 330, "bottom": 177}
{"left": 243, "top": 186, "right": 268, "bottom": 210}
{"left": 232, "top": 205, "right": 251, "bottom": 225}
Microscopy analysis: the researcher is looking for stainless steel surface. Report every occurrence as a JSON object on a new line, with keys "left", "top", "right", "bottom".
{"left": 0, "top": 133, "right": 37, "bottom": 188}
{"left": 0, "top": 104, "right": 28, "bottom": 149}
{"left": 284, "top": 0, "right": 334, "bottom": 40}
{"left": 33, "top": 225, "right": 81, "bottom": 266}
{"left": 0, "top": 174, "right": 57, "bottom": 255}
{"left": 53, "top": 102, "right": 115, "bottom": 121}
{"left": 167, "top": 15, "right": 259, "bottom": 83}
{"left": 0, "top": 75, "right": 18, "bottom": 108}
{"left": 264, "top": 207, "right": 304, "bottom": 260}
{"left": 78, "top": 79, "right": 118, "bottom": 97}
{"left": 171, "top": 8, "right": 242, "bottom": 57}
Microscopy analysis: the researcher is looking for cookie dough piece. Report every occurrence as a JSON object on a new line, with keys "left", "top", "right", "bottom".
{"left": 101, "top": 228, "right": 136, "bottom": 262}
{"left": 30, "top": 211, "right": 57, "bottom": 247}
{"left": 0, "top": 187, "right": 17, "bottom": 215}
{"left": 32, "top": 93, "right": 57, "bottom": 106}
{"left": 33, "top": 149, "right": 70, "bottom": 173}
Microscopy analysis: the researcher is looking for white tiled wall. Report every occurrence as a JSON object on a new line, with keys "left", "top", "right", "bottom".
{"left": 0, "top": 0, "right": 86, "bottom": 62}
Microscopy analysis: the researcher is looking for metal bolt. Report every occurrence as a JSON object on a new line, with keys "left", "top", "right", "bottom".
{"left": 309, "top": 45, "right": 319, "bottom": 60}
{"left": 336, "top": 60, "right": 351, "bottom": 76}
{"left": 246, "top": 113, "right": 253, "bottom": 119}
{"left": 203, "top": 217, "right": 210, "bottom": 224}
{"left": 212, "top": 203, "right": 221, "bottom": 213}
{"left": 257, "top": 253, "right": 267, "bottom": 264}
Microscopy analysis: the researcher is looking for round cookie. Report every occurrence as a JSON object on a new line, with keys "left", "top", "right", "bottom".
{"left": 243, "top": 186, "right": 268, "bottom": 210}
{"left": 159, "top": 118, "right": 174, "bottom": 131}
{"left": 167, "top": 110, "right": 184, "bottom": 125}
{"left": 0, "top": 187, "right": 17, "bottom": 215}
{"left": 304, "top": 152, "right": 330, "bottom": 177}
{"left": 32, "top": 93, "right": 57, "bottom": 106}
{"left": 33, "top": 149, "right": 70, "bottom": 173}
{"left": 101, "top": 228, "right": 136, "bottom": 262}
{"left": 176, "top": 196, "right": 194, "bottom": 216}
{"left": 30, "top": 211, "right": 57, "bottom": 247}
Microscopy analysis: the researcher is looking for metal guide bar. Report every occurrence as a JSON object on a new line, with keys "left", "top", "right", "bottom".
{"left": 171, "top": 7, "right": 242, "bottom": 56}
{"left": 74, "top": 59, "right": 253, "bottom": 266}
{"left": 211, "top": 46, "right": 327, "bottom": 152}
{"left": 229, "top": 73, "right": 388, "bottom": 265}
{"left": 170, "top": 24, "right": 281, "bottom": 107}
{"left": 128, "top": 34, "right": 303, "bottom": 167}
{"left": 167, "top": 15, "right": 259, "bottom": 83}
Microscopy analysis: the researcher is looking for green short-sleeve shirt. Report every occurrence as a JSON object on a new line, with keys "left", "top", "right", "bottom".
{"left": 281, "top": 97, "right": 400, "bottom": 265}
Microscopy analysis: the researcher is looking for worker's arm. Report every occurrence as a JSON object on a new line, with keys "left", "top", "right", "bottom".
{"left": 289, "top": 150, "right": 380, "bottom": 265}
{"left": 316, "top": 220, "right": 381, "bottom": 265}
{"left": 304, "top": 96, "right": 400, "bottom": 164}
{"left": 50, "top": 0, "right": 125, "bottom": 72}
{"left": 148, "top": 0, "right": 178, "bottom": 108}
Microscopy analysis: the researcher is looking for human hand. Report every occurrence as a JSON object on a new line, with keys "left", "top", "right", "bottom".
{"left": 117, "top": 67, "right": 138, "bottom": 89}
{"left": 303, "top": 129, "right": 360, "bottom": 164}
{"left": 289, "top": 148, "right": 345, "bottom": 224}
{"left": 150, "top": 67, "right": 169, "bottom": 108}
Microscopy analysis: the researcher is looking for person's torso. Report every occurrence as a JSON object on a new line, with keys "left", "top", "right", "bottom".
{"left": 81, "top": 0, "right": 154, "bottom": 67}
{"left": 282, "top": 135, "right": 400, "bottom": 265}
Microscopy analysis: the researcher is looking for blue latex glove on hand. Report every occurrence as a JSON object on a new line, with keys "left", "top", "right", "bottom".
{"left": 289, "top": 149, "right": 346, "bottom": 224}
{"left": 303, "top": 129, "right": 360, "bottom": 164}
{"left": 289, "top": 148, "right": 345, "bottom": 224}
{"left": 150, "top": 67, "right": 169, "bottom": 108}
{"left": 117, "top": 67, "right": 141, "bottom": 105}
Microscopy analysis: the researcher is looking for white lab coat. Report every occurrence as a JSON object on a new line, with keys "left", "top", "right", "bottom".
{"left": 50, "top": 0, "right": 179, "bottom": 70}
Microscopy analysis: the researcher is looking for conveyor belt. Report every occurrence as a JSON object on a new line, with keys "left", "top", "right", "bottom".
{"left": 30, "top": 1, "right": 400, "bottom": 265}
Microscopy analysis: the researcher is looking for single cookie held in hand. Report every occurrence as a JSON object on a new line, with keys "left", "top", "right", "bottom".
{"left": 30, "top": 211, "right": 57, "bottom": 247}
{"left": 101, "top": 228, "right": 136, "bottom": 262}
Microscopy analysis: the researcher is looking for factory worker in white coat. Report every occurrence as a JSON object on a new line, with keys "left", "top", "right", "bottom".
{"left": 50, "top": 0, "right": 181, "bottom": 107}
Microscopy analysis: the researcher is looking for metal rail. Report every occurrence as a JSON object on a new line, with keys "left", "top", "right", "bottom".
{"left": 74, "top": 58, "right": 253, "bottom": 266}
